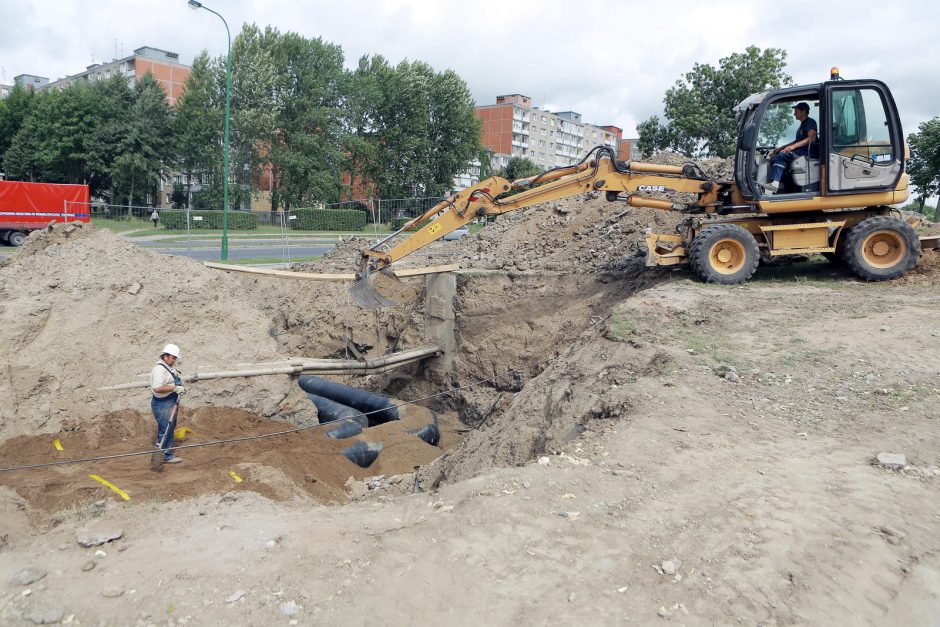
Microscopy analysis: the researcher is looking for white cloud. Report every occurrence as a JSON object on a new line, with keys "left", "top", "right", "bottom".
{"left": 1, "top": 0, "right": 938, "bottom": 135}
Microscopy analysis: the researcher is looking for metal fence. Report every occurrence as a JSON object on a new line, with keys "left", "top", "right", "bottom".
{"left": 68, "top": 197, "right": 451, "bottom": 265}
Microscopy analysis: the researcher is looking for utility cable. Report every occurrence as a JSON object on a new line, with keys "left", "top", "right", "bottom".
{"left": 0, "top": 372, "right": 512, "bottom": 475}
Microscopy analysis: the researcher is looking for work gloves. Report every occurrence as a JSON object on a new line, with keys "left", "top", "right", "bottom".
{"left": 175, "top": 385, "right": 187, "bottom": 396}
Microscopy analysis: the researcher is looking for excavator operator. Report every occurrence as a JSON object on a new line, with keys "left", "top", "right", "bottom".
{"left": 764, "top": 102, "right": 817, "bottom": 194}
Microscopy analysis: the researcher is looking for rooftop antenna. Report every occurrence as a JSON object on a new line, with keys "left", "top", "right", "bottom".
{"left": 114, "top": 38, "right": 118, "bottom": 60}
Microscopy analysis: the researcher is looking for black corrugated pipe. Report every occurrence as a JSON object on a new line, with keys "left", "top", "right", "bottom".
{"left": 306, "top": 393, "right": 368, "bottom": 426}
{"left": 343, "top": 441, "right": 383, "bottom": 468}
{"left": 298, "top": 375, "right": 400, "bottom": 426}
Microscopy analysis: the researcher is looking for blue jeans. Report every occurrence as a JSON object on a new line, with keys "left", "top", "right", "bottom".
{"left": 151, "top": 395, "right": 178, "bottom": 461}
{"left": 770, "top": 150, "right": 809, "bottom": 184}
{"left": 770, "top": 151, "right": 797, "bottom": 183}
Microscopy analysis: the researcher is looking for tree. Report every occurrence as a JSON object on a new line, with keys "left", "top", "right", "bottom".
{"left": 4, "top": 84, "right": 102, "bottom": 187}
{"left": 907, "top": 117, "right": 940, "bottom": 219}
{"left": 173, "top": 51, "right": 224, "bottom": 208}
{"left": 229, "top": 23, "right": 280, "bottom": 211}
{"left": 639, "top": 46, "right": 792, "bottom": 158}
{"left": 499, "top": 156, "right": 541, "bottom": 182}
{"left": 268, "top": 31, "right": 345, "bottom": 209}
{"left": 0, "top": 84, "right": 35, "bottom": 162}
{"left": 109, "top": 74, "right": 172, "bottom": 207}
{"left": 425, "top": 69, "right": 481, "bottom": 196}
{"left": 340, "top": 55, "right": 386, "bottom": 199}
{"left": 86, "top": 75, "right": 136, "bottom": 202}
{"left": 339, "top": 56, "right": 481, "bottom": 200}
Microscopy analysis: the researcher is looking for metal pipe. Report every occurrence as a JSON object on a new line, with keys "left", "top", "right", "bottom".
{"left": 98, "top": 345, "right": 442, "bottom": 391}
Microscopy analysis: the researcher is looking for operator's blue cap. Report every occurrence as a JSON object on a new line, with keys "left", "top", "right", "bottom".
{"left": 793, "top": 102, "right": 810, "bottom": 111}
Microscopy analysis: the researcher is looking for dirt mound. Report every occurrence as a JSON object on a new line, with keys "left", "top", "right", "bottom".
{"left": 0, "top": 401, "right": 451, "bottom": 515}
{"left": 0, "top": 223, "right": 318, "bottom": 441}
{"left": 898, "top": 248, "right": 940, "bottom": 285}
{"left": 452, "top": 198, "right": 680, "bottom": 272}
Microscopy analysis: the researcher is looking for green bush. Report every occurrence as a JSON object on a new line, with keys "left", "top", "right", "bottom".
{"left": 289, "top": 208, "right": 366, "bottom": 231}
{"left": 161, "top": 211, "right": 259, "bottom": 230}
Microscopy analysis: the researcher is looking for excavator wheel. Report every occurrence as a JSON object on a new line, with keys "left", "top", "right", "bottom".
{"left": 689, "top": 224, "right": 760, "bottom": 285}
{"left": 843, "top": 216, "right": 919, "bottom": 281}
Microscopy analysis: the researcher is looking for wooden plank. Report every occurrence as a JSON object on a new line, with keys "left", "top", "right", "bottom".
{"left": 204, "top": 262, "right": 459, "bottom": 281}
{"left": 920, "top": 235, "right": 940, "bottom": 250}
{"left": 392, "top": 264, "right": 460, "bottom": 277}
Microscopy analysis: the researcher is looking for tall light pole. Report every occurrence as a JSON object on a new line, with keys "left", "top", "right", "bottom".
{"left": 188, "top": 0, "right": 231, "bottom": 261}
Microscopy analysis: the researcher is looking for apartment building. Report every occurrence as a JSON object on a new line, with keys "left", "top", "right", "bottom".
{"left": 476, "top": 94, "right": 620, "bottom": 174}
{"left": 43, "top": 46, "right": 190, "bottom": 107}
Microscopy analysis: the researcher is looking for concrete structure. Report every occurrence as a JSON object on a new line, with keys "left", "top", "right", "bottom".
{"left": 476, "top": 94, "right": 620, "bottom": 173}
{"left": 44, "top": 47, "right": 190, "bottom": 107}
{"left": 0, "top": 84, "right": 12, "bottom": 99}
{"left": 424, "top": 272, "right": 457, "bottom": 378}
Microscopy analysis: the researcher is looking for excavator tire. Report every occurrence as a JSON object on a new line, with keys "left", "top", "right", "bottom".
{"left": 843, "top": 216, "right": 919, "bottom": 281}
{"left": 689, "top": 224, "right": 760, "bottom": 285}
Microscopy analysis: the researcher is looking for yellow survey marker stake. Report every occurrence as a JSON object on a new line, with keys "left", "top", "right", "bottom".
{"left": 228, "top": 471, "right": 243, "bottom": 483}
{"left": 54, "top": 438, "right": 64, "bottom": 451}
{"left": 88, "top": 475, "right": 130, "bottom": 501}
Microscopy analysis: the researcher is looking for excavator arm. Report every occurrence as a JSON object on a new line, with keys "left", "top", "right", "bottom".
{"left": 351, "top": 146, "right": 723, "bottom": 308}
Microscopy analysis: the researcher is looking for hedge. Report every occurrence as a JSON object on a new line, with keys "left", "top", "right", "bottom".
{"left": 161, "top": 211, "right": 259, "bottom": 230}
{"left": 289, "top": 208, "right": 366, "bottom": 231}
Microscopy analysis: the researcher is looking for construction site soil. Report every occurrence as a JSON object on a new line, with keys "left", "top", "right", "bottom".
{"left": 1, "top": 171, "right": 939, "bottom": 624}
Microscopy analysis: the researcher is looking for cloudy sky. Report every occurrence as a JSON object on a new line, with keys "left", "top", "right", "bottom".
{"left": 2, "top": 0, "right": 939, "bottom": 137}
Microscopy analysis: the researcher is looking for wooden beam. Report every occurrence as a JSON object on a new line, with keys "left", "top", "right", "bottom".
{"left": 204, "top": 262, "right": 459, "bottom": 281}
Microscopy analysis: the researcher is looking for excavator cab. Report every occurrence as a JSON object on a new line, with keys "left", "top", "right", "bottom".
{"left": 733, "top": 72, "right": 905, "bottom": 201}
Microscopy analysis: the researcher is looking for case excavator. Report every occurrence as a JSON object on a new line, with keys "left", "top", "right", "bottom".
{"left": 351, "top": 69, "right": 938, "bottom": 308}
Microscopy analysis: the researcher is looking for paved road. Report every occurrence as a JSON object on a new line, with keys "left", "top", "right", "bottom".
{"left": 156, "top": 244, "right": 333, "bottom": 262}
{"left": 0, "top": 240, "right": 336, "bottom": 263}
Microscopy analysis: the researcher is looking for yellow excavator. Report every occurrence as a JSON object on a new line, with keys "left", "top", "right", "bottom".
{"left": 351, "top": 69, "right": 938, "bottom": 308}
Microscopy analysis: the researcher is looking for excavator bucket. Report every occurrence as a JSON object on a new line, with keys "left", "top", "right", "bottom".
{"left": 349, "top": 270, "right": 399, "bottom": 309}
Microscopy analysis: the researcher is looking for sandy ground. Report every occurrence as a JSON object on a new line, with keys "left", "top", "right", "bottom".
{"left": 1, "top": 187, "right": 939, "bottom": 625}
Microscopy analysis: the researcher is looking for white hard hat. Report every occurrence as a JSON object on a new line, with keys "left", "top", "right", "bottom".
{"left": 162, "top": 344, "right": 181, "bottom": 358}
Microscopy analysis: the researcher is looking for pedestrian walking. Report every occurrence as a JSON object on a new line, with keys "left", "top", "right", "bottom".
{"left": 151, "top": 209, "right": 160, "bottom": 228}
{"left": 150, "top": 343, "right": 185, "bottom": 464}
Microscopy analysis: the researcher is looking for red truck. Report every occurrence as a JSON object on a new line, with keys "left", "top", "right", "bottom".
{"left": 0, "top": 180, "right": 91, "bottom": 246}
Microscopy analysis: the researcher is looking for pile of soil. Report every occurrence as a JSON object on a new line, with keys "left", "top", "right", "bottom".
{"left": 0, "top": 403, "right": 451, "bottom": 516}
{"left": 0, "top": 223, "right": 309, "bottom": 441}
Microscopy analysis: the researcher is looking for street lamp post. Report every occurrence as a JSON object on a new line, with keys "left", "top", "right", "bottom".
{"left": 188, "top": 0, "right": 231, "bottom": 261}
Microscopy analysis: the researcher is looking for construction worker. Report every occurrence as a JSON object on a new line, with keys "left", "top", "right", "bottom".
{"left": 150, "top": 344, "right": 186, "bottom": 464}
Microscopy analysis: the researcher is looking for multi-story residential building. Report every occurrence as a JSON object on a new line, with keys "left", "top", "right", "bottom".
{"left": 476, "top": 94, "right": 620, "bottom": 175}
{"left": 599, "top": 125, "right": 643, "bottom": 162}
{"left": 43, "top": 46, "right": 190, "bottom": 107}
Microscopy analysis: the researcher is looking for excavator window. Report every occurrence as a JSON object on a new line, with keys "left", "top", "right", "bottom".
{"left": 826, "top": 84, "right": 901, "bottom": 192}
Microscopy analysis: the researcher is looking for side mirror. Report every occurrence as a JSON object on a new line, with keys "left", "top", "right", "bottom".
{"left": 739, "top": 123, "right": 757, "bottom": 150}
